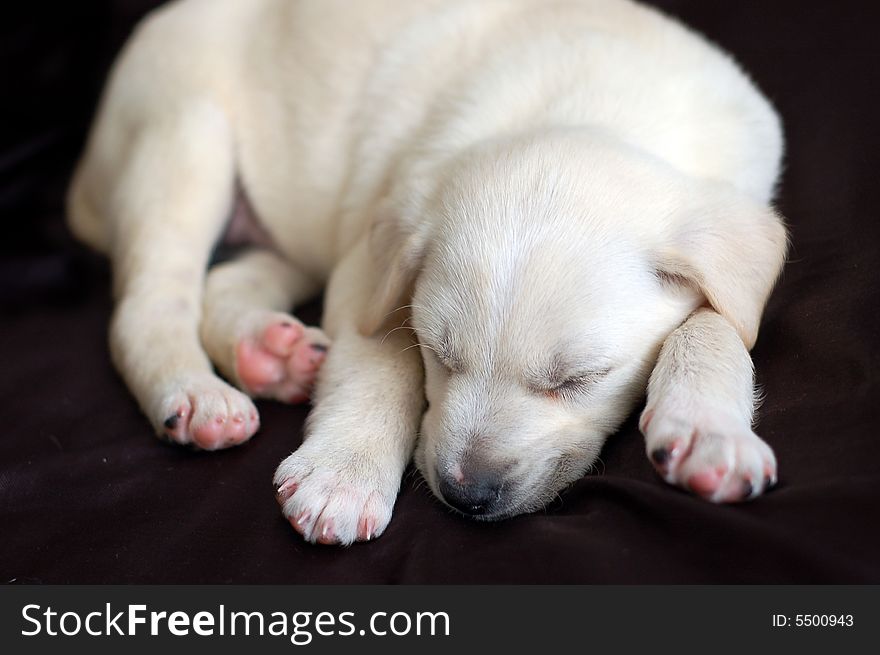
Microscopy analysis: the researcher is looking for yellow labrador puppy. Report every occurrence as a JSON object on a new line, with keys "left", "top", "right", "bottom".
{"left": 69, "top": 0, "right": 787, "bottom": 544}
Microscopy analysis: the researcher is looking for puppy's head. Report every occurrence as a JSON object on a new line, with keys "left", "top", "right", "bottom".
{"left": 363, "top": 131, "right": 786, "bottom": 519}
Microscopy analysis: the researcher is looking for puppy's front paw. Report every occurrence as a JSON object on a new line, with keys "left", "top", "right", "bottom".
{"left": 158, "top": 374, "right": 260, "bottom": 450}
{"left": 640, "top": 403, "right": 777, "bottom": 502}
{"left": 273, "top": 443, "right": 398, "bottom": 546}
{"left": 235, "top": 312, "right": 330, "bottom": 403}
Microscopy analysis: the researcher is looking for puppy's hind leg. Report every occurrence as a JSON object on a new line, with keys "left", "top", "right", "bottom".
{"left": 640, "top": 308, "right": 777, "bottom": 502}
{"left": 200, "top": 249, "right": 330, "bottom": 403}
{"left": 99, "top": 102, "right": 260, "bottom": 449}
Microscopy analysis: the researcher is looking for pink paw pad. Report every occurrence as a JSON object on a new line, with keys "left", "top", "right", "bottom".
{"left": 160, "top": 386, "right": 260, "bottom": 450}
{"left": 263, "top": 322, "right": 304, "bottom": 356}
{"left": 235, "top": 316, "right": 330, "bottom": 403}
{"left": 192, "top": 419, "right": 229, "bottom": 449}
{"left": 687, "top": 466, "right": 727, "bottom": 498}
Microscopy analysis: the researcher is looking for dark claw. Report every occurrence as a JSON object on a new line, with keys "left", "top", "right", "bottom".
{"left": 764, "top": 476, "right": 775, "bottom": 489}
{"left": 742, "top": 480, "right": 754, "bottom": 498}
{"left": 164, "top": 415, "right": 180, "bottom": 430}
{"left": 650, "top": 448, "right": 670, "bottom": 466}
{"left": 310, "top": 343, "right": 328, "bottom": 353}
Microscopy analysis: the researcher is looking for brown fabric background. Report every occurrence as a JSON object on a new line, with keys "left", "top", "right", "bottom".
{"left": 1, "top": 1, "right": 879, "bottom": 583}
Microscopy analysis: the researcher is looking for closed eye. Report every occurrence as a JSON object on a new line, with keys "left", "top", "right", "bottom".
{"left": 423, "top": 342, "right": 463, "bottom": 373}
{"left": 436, "top": 352, "right": 461, "bottom": 373}
{"left": 541, "top": 369, "right": 611, "bottom": 399}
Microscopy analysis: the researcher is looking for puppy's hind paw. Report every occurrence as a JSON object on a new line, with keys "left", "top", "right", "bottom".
{"left": 235, "top": 312, "right": 330, "bottom": 403}
{"left": 157, "top": 374, "right": 260, "bottom": 450}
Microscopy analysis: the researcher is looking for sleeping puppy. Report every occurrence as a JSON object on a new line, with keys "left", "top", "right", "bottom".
{"left": 68, "top": 0, "right": 787, "bottom": 544}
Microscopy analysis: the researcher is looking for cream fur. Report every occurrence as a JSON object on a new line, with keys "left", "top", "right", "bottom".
{"left": 69, "top": 0, "right": 788, "bottom": 543}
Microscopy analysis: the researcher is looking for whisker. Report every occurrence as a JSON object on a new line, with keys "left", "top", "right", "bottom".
{"left": 377, "top": 303, "right": 424, "bottom": 325}
{"left": 400, "top": 342, "right": 435, "bottom": 355}
{"left": 380, "top": 324, "right": 417, "bottom": 345}
{"left": 389, "top": 303, "right": 424, "bottom": 315}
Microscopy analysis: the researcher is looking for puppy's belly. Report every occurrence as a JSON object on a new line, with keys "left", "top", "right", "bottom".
{"left": 212, "top": 185, "right": 278, "bottom": 263}
{"left": 225, "top": 184, "right": 276, "bottom": 247}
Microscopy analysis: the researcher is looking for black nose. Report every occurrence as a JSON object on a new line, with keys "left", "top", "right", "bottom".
{"left": 438, "top": 474, "right": 502, "bottom": 516}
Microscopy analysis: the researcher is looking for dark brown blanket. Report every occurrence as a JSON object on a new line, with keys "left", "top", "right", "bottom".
{"left": 2, "top": 0, "right": 878, "bottom": 583}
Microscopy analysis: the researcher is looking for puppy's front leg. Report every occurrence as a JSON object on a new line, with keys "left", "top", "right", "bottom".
{"left": 274, "top": 239, "right": 425, "bottom": 545}
{"left": 640, "top": 308, "right": 777, "bottom": 502}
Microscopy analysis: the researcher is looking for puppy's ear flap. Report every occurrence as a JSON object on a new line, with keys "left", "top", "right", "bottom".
{"left": 654, "top": 188, "right": 788, "bottom": 349}
{"left": 358, "top": 194, "right": 432, "bottom": 336}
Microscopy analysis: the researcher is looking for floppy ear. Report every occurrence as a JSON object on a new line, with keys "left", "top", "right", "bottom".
{"left": 654, "top": 188, "right": 788, "bottom": 349}
{"left": 358, "top": 194, "right": 432, "bottom": 336}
